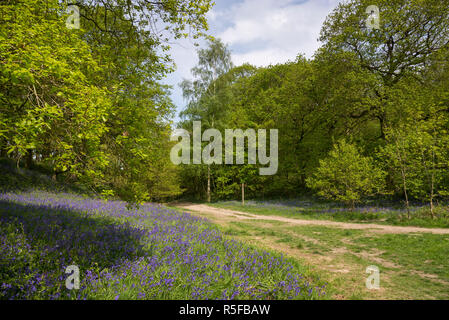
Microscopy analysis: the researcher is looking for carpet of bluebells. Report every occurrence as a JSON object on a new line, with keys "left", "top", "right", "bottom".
{"left": 0, "top": 191, "right": 326, "bottom": 300}
{"left": 219, "top": 199, "right": 412, "bottom": 217}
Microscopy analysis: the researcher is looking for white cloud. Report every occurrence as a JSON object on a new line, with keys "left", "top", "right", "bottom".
{"left": 232, "top": 48, "right": 296, "bottom": 66}
{"left": 165, "top": 0, "right": 343, "bottom": 118}
{"left": 219, "top": 0, "right": 341, "bottom": 66}
{"left": 162, "top": 38, "right": 199, "bottom": 112}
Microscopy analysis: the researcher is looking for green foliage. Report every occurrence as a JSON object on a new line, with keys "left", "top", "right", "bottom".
{"left": 320, "top": 0, "right": 449, "bottom": 85}
{"left": 3, "top": 0, "right": 449, "bottom": 208}
{"left": 0, "top": 0, "right": 212, "bottom": 202}
{"left": 382, "top": 111, "right": 449, "bottom": 216}
{"left": 0, "top": 0, "right": 111, "bottom": 180}
{"left": 179, "top": 38, "right": 235, "bottom": 201}
{"left": 306, "top": 140, "right": 386, "bottom": 208}
{"left": 175, "top": 0, "right": 449, "bottom": 210}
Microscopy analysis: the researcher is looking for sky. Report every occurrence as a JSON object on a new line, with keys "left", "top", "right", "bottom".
{"left": 163, "top": 0, "right": 343, "bottom": 121}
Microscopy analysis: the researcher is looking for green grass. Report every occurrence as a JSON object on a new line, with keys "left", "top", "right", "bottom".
{"left": 204, "top": 218, "right": 449, "bottom": 299}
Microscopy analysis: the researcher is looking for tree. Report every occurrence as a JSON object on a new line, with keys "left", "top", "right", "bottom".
{"left": 319, "top": 0, "right": 449, "bottom": 139}
{"left": 379, "top": 53, "right": 449, "bottom": 219}
{"left": 75, "top": 0, "right": 213, "bottom": 203}
{"left": 320, "top": 0, "right": 449, "bottom": 85}
{"left": 382, "top": 127, "right": 414, "bottom": 219}
{"left": 384, "top": 115, "right": 449, "bottom": 219}
{"left": 0, "top": 0, "right": 213, "bottom": 203}
{"left": 306, "top": 139, "right": 385, "bottom": 209}
{"left": 179, "top": 38, "right": 233, "bottom": 202}
{"left": 0, "top": 0, "right": 111, "bottom": 183}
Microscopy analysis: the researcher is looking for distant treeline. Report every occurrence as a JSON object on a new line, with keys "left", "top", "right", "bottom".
{"left": 177, "top": 0, "right": 449, "bottom": 216}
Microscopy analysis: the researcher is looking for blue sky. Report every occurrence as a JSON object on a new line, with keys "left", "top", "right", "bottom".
{"left": 164, "top": 0, "right": 342, "bottom": 121}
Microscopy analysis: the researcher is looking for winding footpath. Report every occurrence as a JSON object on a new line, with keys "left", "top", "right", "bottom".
{"left": 174, "top": 203, "right": 449, "bottom": 235}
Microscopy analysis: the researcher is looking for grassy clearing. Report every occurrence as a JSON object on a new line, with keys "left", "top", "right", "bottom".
{"left": 182, "top": 207, "right": 449, "bottom": 300}
{"left": 210, "top": 200, "right": 449, "bottom": 229}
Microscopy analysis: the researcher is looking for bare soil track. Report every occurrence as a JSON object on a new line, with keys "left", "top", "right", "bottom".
{"left": 174, "top": 203, "right": 449, "bottom": 235}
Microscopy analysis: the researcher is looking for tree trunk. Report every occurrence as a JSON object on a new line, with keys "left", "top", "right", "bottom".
{"left": 207, "top": 165, "right": 211, "bottom": 203}
{"left": 404, "top": 189, "right": 410, "bottom": 220}
{"left": 430, "top": 195, "right": 435, "bottom": 219}
{"left": 430, "top": 171, "right": 435, "bottom": 219}
{"left": 0, "top": 138, "right": 7, "bottom": 158}
{"left": 400, "top": 167, "right": 410, "bottom": 220}
{"left": 242, "top": 183, "right": 245, "bottom": 206}
{"left": 430, "top": 150, "right": 436, "bottom": 219}
{"left": 25, "top": 149, "right": 33, "bottom": 169}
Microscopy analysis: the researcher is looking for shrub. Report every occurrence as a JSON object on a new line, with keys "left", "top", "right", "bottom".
{"left": 306, "top": 140, "right": 385, "bottom": 209}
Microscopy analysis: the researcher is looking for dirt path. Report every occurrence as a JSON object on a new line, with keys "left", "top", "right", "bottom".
{"left": 174, "top": 203, "right": 449, "bottom": 235}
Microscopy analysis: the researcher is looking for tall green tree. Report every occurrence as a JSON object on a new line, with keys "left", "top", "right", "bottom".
{"left": 0, "top": 0, "right": 111, "bottom": 183}
{"left": 0, "top": 0, "right": 213, "bottom": 203}
{"left": 179, "top": 38, "right": 233, "bottom": 202}
{"left": 319, "top": 0, "right": 449, "bottom": 139}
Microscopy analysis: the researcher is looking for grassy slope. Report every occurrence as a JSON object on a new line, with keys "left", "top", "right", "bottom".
{"left": 0, "top": 158, "right": 90, "bottom": 195}
{"left": 0, "top": 165, "right": 327, "bottom": 300}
